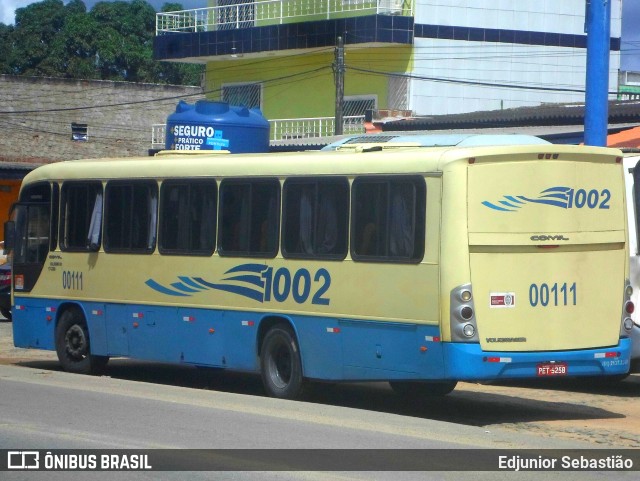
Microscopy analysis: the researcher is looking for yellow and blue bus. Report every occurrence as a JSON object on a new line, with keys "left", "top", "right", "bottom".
{"left": 7, "top": 135, "right": 633, "bottom": 399}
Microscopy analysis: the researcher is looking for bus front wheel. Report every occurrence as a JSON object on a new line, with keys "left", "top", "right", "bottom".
{"left": 260, "top": 325, "right": 304, "bottom": 399}
{"left": 389, "top": 380, "right": 457, "bottom": 397}
{"left": 55, "top": 309, "right": 109, "bottom": 374}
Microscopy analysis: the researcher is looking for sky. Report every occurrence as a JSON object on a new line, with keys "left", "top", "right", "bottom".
{"left": 2, "top": 0, "right": 640, "bottom": 70}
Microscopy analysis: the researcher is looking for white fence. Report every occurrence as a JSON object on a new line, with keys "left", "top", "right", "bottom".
{"left": 151, "top": 115, "right": 365, "bottom": 148}
{"left": 269, "top": 115, "right": 365, "bottom": 142}
{"left": 156, "top": 0, "right": 409, "bottom": 34}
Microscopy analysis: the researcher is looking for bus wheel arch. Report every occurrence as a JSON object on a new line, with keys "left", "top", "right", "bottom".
{"left": 55, "top": 304, "right": 109, "bottom": 375}
{"left": 257, "top": 316, "right": 305, "bottom": 399}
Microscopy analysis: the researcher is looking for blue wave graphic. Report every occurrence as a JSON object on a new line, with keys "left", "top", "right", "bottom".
{"left": 145, "top": 263, "right": 267, "bottom": 303}
{"left": 483, "top": 186, "right": 571, "bottom": 212}
{"left": 145, "top": 279, "right": 190, "bottom": 297}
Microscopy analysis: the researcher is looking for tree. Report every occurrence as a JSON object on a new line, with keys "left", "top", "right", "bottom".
{"left": 9, "top": 0, "right": 67, "bottom": 76}
{"left": 2, "top": 0, "right": 202, "bottom": 85}
{"left": 0, "top": 24, "right": 14, "bottom": 74}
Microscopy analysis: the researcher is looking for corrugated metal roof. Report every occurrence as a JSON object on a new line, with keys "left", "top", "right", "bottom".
{"left": 382, "top": 100, "right": 640, "bottom": 131}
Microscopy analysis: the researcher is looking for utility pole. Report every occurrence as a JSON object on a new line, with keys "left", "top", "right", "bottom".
{"left": 334, "top": 36, "right": 345, "bottom": 136}
{"left": 584, "top": 0, "right": 611, "bottom": 146}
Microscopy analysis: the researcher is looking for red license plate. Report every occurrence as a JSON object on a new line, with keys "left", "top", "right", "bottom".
{"left": 536, "top": 362, "right": 568, "bottom": 377}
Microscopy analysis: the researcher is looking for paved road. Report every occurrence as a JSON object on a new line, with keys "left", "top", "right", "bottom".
{"left": 1, "top": 364, "right": 634, "bottom": 481}
{"left": 1, "top": 321, "right": 639, "bottom": 480}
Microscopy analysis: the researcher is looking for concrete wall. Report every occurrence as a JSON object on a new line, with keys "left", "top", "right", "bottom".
{"left": 410, "top": 0, "right": 622, "bottom": 115}
{"left": 0, "top": 75, "right": 203, "bottom": 163}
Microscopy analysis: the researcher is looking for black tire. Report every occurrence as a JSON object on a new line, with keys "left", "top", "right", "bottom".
{"left": 389, "top": 380, "right": 457, "bottom": 397}
{"left": 0, "top": 308, "right": 10, "bottom": 322}
{"left": 260, "top": 325, "right": 304, "bottom": 399}
{"left": 55, "top": 309, "right": 109, "bottom": 374}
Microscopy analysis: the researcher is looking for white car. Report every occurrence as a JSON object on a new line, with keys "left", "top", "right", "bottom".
{"left": 624, "top": 154, "right": 640, "bottom": 372}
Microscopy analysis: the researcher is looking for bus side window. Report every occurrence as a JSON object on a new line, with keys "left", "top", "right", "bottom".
{"left": 159, "top": 180, "right": 217, "bottom": 256}
{"left": 219, "top": 179, "right": 279, "bottom": 258}
{"left": 389, "top": 183, "right": 416, "bottom": 257}
{"left": 352, "top": 176, "right": 425, "bottom": 263}
{"left": 104, "top": 181, "right": 158, "bottom": 254}
{"left": 282, "top": 177, "right": 348, "bottom": 259}
{"left": 60, "top": 181, "right": 103, "bottom": 252}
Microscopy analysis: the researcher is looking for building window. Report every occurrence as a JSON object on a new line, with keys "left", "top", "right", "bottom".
{"left": 71, "top": 123, "right": 88, "bottom": 142}
{"left": 351, "top": 176, "right": 425, "bottom": 262}
{"left": 221, "top": 83, "right": 262, "bottom": 109}
{"left": 282, "top": 177, "right": 349, "bottom": 259}
{"left": 343, "top": 96, "right": 377, "bottom": 117}
{"left": 219, "top": 179, "right": 279, "bottom": 257}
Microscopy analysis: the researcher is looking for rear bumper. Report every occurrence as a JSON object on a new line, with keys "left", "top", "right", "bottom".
{"left": 443, "top": 338, "right": 632, "bottom": 380}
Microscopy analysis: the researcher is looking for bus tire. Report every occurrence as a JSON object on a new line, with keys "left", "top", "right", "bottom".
{"left": 389, "top": 380, "right": 457, "bottom": 397}
{"left": 55, "top": 309, "right": 109, "bottom": 375}
{"left": 260, "top": 324, "right": 304, "bottom": 399}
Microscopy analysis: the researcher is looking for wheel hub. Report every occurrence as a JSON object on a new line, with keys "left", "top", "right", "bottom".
{"left": 65, "top": 325, "right": 87, "bottom": 359}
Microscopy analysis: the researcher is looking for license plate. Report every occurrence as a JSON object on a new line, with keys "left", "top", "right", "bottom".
{"left": 536, "top": 362, "right": 568, "bottom": 376}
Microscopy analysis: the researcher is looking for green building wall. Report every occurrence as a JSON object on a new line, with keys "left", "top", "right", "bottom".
{"left": 204, "top": 46, "right": 412, "bottom": 120}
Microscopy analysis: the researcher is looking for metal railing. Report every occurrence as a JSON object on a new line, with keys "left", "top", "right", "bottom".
{"left": 269, "top": 115, "right": 365, "bottom": 142}
{"left": 151, "top": 115, "right": 366, "bottom": 148}
{"left": 156, "top": 0, "right": 410, "bottom": 34}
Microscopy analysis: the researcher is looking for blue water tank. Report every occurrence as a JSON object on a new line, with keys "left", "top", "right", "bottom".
{"left": 165, "top": 100, "right": 270, "bottom": 153}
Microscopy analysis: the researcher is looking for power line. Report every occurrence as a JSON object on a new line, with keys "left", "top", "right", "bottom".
{"left": 346, "top": 66, "right": 620, "bottom": 95}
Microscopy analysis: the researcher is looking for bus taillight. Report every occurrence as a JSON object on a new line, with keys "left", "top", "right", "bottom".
{"left": 450, "top": 284, "right": 478, "bottom": 342}
{"left": 621, "top": 282, "right": 634, "bottom": 334}
{"left": 625, "top": 301, "right": 634, "bottom": 315}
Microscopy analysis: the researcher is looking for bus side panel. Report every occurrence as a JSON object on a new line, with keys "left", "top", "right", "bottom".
{"left": 217, "top": 310, "right": 259, "bottom": 371}
{"left": 105, "top": 304, "right": 131, "bottom": 357}
{"left": 330, "top": 321, "right": 444, "bottom": 381}
{"left": 82, "top": 302, "right": 108, "bottom": 356}
{"left": 12, "top": 300, "right": 55, "bottom": 350}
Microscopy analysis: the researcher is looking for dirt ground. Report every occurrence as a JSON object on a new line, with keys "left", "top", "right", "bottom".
{"left": 1, "top": 320, "right": 639, "bottom": 448}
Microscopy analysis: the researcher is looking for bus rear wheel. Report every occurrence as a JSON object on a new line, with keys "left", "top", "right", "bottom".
{"left": 260, "top": 325, "right": 304, "bottom": 399}
{"left": 55, "top": 309, "right": 109, "bottom": 374}
{"left": 389, "top": 380, "right": 457, "bottom": 397}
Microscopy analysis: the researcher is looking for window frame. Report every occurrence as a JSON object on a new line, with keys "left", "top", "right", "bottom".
{"left": 103, "top": 179, "right": 158, "bottom": 254}
{"left": 159, "top": 179, "right": 218, "bottom": 256}
{"left": 281, "top": 176, "right": 349, "bottom": 260}
{"left": 59, "top": 181, "right": 103, "bottom": 253}
{"left": 350, "top": 175, "right": 426, "bottom": 264}
{"left": 218, "top": 177, "right": 280, "bottom": 258}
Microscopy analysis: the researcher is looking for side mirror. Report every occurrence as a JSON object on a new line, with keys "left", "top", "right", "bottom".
{"left": 4, "top": 221, "right": 15, "bottom": 253}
